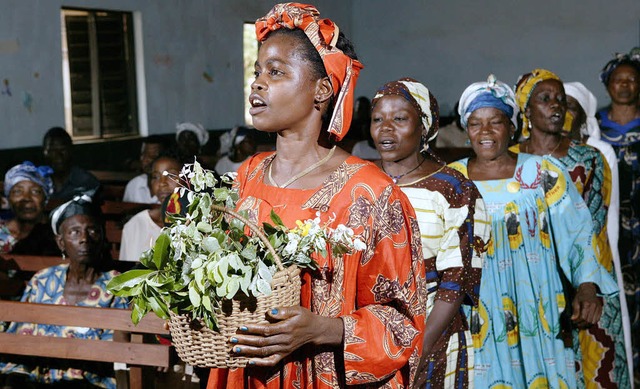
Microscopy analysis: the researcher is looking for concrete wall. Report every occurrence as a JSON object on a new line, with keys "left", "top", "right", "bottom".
{"left": 1, "top": 0, "right": 638, "bottom": 151}
{"left": 350, "top": 0, "right": 640, "bottom": 115}
{"left": 0, "top": 0, "right": 350, "bottom": 150}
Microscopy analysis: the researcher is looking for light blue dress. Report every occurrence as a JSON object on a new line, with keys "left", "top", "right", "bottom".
{"left": 450, "top": 153, "right": 618, "bottom": 389}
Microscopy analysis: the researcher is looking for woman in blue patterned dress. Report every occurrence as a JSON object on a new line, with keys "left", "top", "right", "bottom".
{"left": 450, "top": 75, "right": 618, "bottom": 389}
{"left": 597, "top": 48, "right": 640, "bottom": 385}
{"left": 0, "top": 190, "right": 128, "bottom": 389}
{"left": 512, "top": 68, "right": 628, "bottom": 388}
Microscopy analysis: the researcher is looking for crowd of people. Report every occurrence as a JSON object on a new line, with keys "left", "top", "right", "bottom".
{"left": 0, "top": 1, "right": 639, "bottom": 388}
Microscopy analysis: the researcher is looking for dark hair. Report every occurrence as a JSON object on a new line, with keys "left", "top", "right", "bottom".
{"left": 266, "top": 28, "right": 359, "bottom": 125}
{"left": 143, "top": 135, "right": 170, "bottom": 149}
{"left": 150, "top": 150, "right": 181, "bottom": 170}
{"left": 43, "top": 127, "right": 72, "bottom": 147}
{"left": 600, "top": 55, "right": 640, "bottom": 86}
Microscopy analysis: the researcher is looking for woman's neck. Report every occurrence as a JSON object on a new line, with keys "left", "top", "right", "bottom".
{"left": 148, "top": 206, "right": 163, "bottom": 227}
{"left": 524, "top": 131, "right": 565, "bottom": 158}
{"left": 379, "top": 152, "right": 441, "bottom": 185}
{"left": 66, "top": 262, "right": 98, "bottom": 284}
{"left": 468, "top": 151, "right": 517, "bottom": 181}
{"left": 608, "top": 102, "right": 640, "bottom": 125}
{"left": 272, "top": 129, "right": 333, "bottom": 173}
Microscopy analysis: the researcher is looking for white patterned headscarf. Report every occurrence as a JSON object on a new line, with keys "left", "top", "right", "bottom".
{"left": 176, "top": 122, "right": 209, "bottom": 146}
{"left": 371, "top": 77, "right": 438, "bottom": 153}
{"left": 458, "top": 74, "right": 518, "bottom": 129}
{"left": 563, "top": 82, "right": 600, "bottom": 140}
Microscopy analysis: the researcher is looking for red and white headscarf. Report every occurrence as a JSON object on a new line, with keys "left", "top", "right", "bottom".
{"left": 255, "top": 3, "right": 364, "bottom": 141}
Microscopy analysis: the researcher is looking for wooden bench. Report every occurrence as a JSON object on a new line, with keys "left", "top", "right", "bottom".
{"left": 0, "top": 301, "right": 171, "bottom": 389}
{"left": 0, "top": 255, "right": 64, "bottom": 298}
{"left": 0, "top": 254, "right": 173, "bottom": 389}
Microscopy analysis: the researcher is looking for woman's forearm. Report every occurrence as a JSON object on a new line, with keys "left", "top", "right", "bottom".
{"left": 313, "top": 316, "right": 344, "bottom": 347}
{"left": 422, "top": 296, "right": 465, "bottom": 354}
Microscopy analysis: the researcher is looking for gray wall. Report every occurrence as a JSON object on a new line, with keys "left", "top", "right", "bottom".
{"left": 1, "top": 0, "right": 638, "bottom": 150}
{"left": 0, "top": 0, "right": 350, "bottom": 150}
{"left": 350, "top": 0, "right": 640, "bottom": 115}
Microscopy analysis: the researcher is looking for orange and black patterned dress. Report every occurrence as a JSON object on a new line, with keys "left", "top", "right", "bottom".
{"left": 207, "top": 153, "right": 427, "bottom": 388}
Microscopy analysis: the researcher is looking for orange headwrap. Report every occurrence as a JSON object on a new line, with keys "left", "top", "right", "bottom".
{"left": 255, "top": 3, "right": 364, "bottom": 141}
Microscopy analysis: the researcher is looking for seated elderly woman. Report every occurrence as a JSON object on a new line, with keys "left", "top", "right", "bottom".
{"left": 0, "top": 161, "right": 58, "bottom": 255}
{"left": 0, "top": 189, "right": 128, "bottom": 389}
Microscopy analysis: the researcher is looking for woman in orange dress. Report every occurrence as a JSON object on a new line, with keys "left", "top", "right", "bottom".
{"left": 206, "top": 3, "right": 426, "bottom": 388}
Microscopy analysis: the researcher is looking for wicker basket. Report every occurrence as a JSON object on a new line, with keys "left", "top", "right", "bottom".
{"left": 167, "top": 204, "right": 302, "bottom": 368}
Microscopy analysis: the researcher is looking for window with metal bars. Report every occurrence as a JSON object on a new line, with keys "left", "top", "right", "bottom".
{"left": 61, "top": 8, "right": 138, "bottom": 140}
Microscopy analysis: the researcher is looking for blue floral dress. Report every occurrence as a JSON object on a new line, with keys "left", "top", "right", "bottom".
{"left": 0, "top": 264, "right": 128, "bottom": 388}
{"left": 450, "top": 153, "right": 618, "bottom": 389}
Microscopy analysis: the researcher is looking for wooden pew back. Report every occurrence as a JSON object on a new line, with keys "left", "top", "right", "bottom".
{"left": 0, "top": 254, "right": 171, "bottom": 389}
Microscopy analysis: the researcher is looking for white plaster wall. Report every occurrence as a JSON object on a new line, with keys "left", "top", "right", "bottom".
{"left": 0, "top": 0, "right": 350, "bottom": 149}
{"left": 350, "top": 0, "right": 640, "bottom": 116}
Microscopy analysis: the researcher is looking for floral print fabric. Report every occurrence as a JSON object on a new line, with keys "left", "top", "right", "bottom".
{"left": 207, "top": 153, "right": 426, "bottom": 388}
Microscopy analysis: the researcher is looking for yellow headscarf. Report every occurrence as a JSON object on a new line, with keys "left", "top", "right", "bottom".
{"left": 514, "top": 68, "right": 572, "bottom": 138}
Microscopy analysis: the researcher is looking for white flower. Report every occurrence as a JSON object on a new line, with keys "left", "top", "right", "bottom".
{"left": 353, "top": 238, "right": 366, "bottom": 251}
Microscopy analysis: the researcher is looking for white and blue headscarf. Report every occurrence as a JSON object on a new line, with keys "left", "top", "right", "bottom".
{"left": 458, "top": 74, "right": 518, "bottom": 130}
{"left": 4, "top": 161, "right": 54, "bottom": 200}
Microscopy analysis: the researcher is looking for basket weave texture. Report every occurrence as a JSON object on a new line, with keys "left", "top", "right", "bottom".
{"left": 167, "top": 204, "right": 302, "bottom": 368}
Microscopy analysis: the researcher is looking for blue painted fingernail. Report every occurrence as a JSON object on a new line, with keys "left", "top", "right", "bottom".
{"left": 248, "top": 360, "right": 255, "bottom": 365}
{"left": 271, "top": 308, "right": 279, "bottom": 315}
{"left": 230, "top": 337, "right": 238, "bottom": 344}
{"left": 239, "top": 326, "right": 248, "bottom": 331}
{"left": 234, "top": 346, "right": 241, "bottom": 353}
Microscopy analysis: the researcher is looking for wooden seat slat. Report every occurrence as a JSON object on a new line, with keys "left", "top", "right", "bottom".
{"left": 0, "top": 301, "right": 169, "bottom": 335}
{"left": 0, "top": 333, "right": 169, "bottom": 367}
{"left": 1, "top": 255, "right": 64, "bottom": 272}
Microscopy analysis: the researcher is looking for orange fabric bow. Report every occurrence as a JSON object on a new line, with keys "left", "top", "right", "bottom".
{"left": 255, "top": 2, "right": 364, "bottom": 141}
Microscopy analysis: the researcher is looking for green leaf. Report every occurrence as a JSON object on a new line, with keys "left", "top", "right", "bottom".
{"left": 226, "top": 278, "right": 240, "bottom": 299}
{"left": 256, "top": 278, "right": 272, "bottom": 296}
{"left": 197, "top": 221, "right": 212, "bottom": 234}
{"left": 228, "top": 253, "right": 242, "bottom": 271}
{"left": 202, "top": 294, "right": 212, "bottom": 312}
{"left": 152, "top": 233, "right": 171, "bottom": 270}
{"left": 240, "top": 244, "right": 257, "bottom": 260}
{"left": 194, "top": 267, "right": 205, "bottom": 290}
{"left": 191, "top": 256, "right": 203, "bottom": 269}
{"left": 189, "top": 283, "right": 202, "bottom": 308}
{"left": 202, "top": 236, "right": 220, "bottom": 253}
{"left": 269, "top": 210, "right": 284, "bottom": 226}
{"left": 145, "top": 293, "right": 170, "bottom": 320}
{"left": 107, "top": 269, "right": 155, "bottom": 294}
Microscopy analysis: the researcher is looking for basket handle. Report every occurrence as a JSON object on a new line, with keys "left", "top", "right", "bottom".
{"left": 210, "top": 204, "right": 285, "bottom": 272}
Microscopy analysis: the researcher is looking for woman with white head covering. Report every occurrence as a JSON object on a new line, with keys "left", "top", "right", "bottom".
{"left": 370, "top": 77, "right": 490, "bottom": 388}
{"left": 450, "top": 74, "right": 618, "bottom": 389}
{"left": 175, "top": 122, "right": 211, "bottom": 166}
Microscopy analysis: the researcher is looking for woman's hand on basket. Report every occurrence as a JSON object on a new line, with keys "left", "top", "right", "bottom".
{"left": 571, "top": 282, "right": 603, "bottom": 329}
{"left": 229, "top": 306, "right": 344, "bottom": 367}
